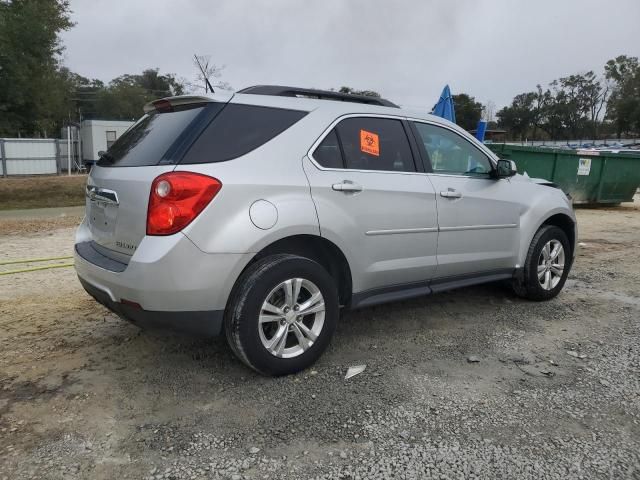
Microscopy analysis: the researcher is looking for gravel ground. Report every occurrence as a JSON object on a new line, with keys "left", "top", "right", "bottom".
{"left": 0, "top": 201, "right": 639, "bottom": 479}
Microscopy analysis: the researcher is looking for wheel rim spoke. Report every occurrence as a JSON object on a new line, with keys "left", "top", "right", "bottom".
{"left": 259, "top": 314, "right": 282, "bottom": 324}
{"left": 297, "top": 291, "right": 323, "bottom": 314}
{"left": 537, "top": 264, "right": 546, "bottom": 279}
{"left": 291, "top": 323, "right": 310, "bottom": 351}
{"left": 551, "top": 264, "right": 564, "bottom": 276}
{"left": 266, "top": 324, "right": 288, "bottom": 353}
{"left": 283, "top": 280, "right": 294, "bottom": 308}
{"left": 544, "top": 270, "right": 551, "bottom": 289}
{"left": 296, "top": 321, "right": 318, "bottom": 342}
{"left": 542, "top": 243, "right": 551, "bottom": 260}
{"left": 292, "top": 278, "right": 303, "bottom": 307}
{"left": 262, "top": 302, "right": 284, "bottom": 316}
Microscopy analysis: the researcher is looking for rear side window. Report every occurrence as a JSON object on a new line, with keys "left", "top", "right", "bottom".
{"left": 181, "top": 104, "right": 308, "bottom": 164}
{"left": 313, "top": 130, "right": 343, "bottom": 169}
{"left": 98, "top": 105, "right": 210, "bottom": 167}
{"left": 326, "top": 117, "right": 416, "bottom": 172}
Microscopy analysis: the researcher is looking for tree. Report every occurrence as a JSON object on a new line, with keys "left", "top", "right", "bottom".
{"left": 337, "top": 86, "right": 381, "bottom": 98}
{"left": 605, "top": 55, "right": 640, "bottom": 137}
{"left": 452, "top": 93, "right": 483, "bottom": 131}
{"left": 90, "top": 69, "right": 187, "bottom": 120}
{"left": 0, "top": 0, "right": 74, "bottom": 136}
{"left": 192, "top": 55, "right": 231, "bottom": 93}
{"left": 497, "top": 92, "right": 537, "bottom": 140}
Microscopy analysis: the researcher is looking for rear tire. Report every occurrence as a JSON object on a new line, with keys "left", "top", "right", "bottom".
{"left": 512, "top": 225, "right": 571, "bottom": 301}
{"left": 224, "top": 254, "right": 339, "bottom": 376}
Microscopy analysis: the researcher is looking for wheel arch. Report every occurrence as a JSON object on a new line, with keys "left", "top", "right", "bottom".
{"left": 233, "top": 234, "right": 353, "bottom": 308}
{"left": 541, "top": 213, "right": 576, "bottom": 255}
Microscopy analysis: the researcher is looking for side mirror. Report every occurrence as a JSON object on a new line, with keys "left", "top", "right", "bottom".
{"left": 495, "top": 159, "right": 517, "bottom": 178}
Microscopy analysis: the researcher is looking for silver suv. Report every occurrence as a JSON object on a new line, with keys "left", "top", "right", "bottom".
{"left": 75, "top": 86, "right": 577, "bottom": 375}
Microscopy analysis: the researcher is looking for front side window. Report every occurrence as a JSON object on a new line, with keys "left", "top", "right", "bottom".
{"left": 317, "top": 117, "right": 415, "bottom": 172}
{"left": 412, "top": 122, "right": 493, "bottom": 176}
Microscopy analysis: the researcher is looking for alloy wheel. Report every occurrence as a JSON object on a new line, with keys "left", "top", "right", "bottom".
{"left": 258, "top": 278, "right": 325, "bottom": 358}
{"left": 537, "top": 239, "right": 565, "bottom": 290}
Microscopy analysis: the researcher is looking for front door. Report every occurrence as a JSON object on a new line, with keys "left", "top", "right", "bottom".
{"left": 411, "top": 121, "right": 521, "bottom": 278}
{"left": 303, "top": 116, "right": 439, "bottom": 294}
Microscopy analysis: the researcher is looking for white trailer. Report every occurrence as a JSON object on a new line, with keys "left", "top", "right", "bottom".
{"left": 80, "top": 119, "right": 134, "bottom": 163}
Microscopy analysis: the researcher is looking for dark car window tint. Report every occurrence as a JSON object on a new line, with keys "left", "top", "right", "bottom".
{"left": 313, "top": 130, "right": 344, "bottom": 168}
{"left": 335, "top": 117, "right": 415, "bottom": 172}
{"left": 181, "top": 104, "right": 307, "bottom": 164}
{"left": 412, "top": 122, "right": 492, "bottom": 176}
{"left": 98, "top": 106, "right": 208, "bottom": 167}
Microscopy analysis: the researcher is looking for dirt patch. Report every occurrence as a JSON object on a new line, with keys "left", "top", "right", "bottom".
{"left": 0, "top": 175, "right": 86, "bottom": 210}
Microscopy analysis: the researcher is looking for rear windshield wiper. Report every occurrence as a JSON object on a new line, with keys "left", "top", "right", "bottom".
{"left": 98, "top": 151, "right": 114, "bottom": 163}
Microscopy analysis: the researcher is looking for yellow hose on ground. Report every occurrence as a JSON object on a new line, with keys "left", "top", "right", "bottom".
{"left": 0, "top": 255, "right": 74, "bottom": 266}
{"left": 0, "top": 263, "right": 74, "bottom": 276}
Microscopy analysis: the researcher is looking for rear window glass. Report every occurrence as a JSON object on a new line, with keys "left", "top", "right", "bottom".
{"left": 181, "top": 104, "right": 308, "bottom": 164}
{"left": 97, "top": 105, "right": 209, "bottom": 167}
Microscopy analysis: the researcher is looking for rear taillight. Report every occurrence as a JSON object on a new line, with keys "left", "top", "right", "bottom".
{"left": 147, "top": 172, "right": 222, "bottom": 236}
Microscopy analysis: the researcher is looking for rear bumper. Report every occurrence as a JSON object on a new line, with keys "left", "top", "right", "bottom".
{"left": 74, "top": 219, "right": 253, "bottom": 336}
{"left": 79, "top": 277, "right": 224, "bottom": 336}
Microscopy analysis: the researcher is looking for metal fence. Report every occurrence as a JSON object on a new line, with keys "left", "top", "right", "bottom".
{"left": 0, "top": 138, "right": 82, "bottom": 177}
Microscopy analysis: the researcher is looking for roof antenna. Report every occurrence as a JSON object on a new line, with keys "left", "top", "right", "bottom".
{"left": 194, "top": 54, "right": 215, "bottom": 94}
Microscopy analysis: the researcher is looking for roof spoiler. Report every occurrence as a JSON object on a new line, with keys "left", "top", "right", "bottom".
{"left": 237, "top": 85, "right": 399, "bottom": 108}
{"left": 143, "top": 92, "right": 234, "bottom": 114}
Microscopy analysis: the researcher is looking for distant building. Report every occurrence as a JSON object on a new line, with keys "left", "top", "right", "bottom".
{"left": 80, "top": 119, "right": 134, "bottom": 162}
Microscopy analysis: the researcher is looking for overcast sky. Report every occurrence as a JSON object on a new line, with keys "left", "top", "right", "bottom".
{"left": 60, "top": 0, "right": 640, "bottom": 111}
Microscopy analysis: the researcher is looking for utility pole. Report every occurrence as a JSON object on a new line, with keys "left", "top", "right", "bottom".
{"left": 67, "top": 115, "right": 71, "bottom": 176}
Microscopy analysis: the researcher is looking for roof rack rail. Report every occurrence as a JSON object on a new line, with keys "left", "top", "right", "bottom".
{"left": 237, "top": 85, "right": 399, "bottom": 108}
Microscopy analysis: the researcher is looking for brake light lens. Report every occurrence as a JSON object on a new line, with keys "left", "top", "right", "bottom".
{"left": 147, "top": 172, "right": 222, "bottom": 236}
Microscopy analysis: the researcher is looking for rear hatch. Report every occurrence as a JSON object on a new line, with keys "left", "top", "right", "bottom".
{"left": 85, "top": 95, "right": 230, "bottom": 258}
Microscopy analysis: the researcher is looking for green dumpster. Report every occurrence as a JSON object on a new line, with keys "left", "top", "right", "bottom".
{"left": 487, "top": 144, "right": 640, "bottom": 204}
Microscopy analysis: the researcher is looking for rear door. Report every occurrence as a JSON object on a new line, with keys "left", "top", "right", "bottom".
{"left": 410, "top": 121, "right": 521, "bottom": 278}
{"left": 303, "top": 115, "right": 439, "bottom": 294}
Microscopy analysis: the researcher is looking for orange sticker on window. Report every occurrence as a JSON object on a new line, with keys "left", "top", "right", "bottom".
{"left": 360, "top": 129, "right": 379, "bottom": 156}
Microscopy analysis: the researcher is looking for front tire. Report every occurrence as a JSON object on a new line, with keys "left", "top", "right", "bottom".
{"left": 512, "top": 225, "right": 571, "bottom": 301}
{"left": 224, "top": 254, "right": 339, "bottom": 376}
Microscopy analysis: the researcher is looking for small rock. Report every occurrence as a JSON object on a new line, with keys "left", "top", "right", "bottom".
{"left": 339, "top": 451, "right": 347, "bottom": 459}
{"left": 566, "top": 350, "right": 579, "bottom": 358}
{"left": 467, "top": 356, "right": 480, "bottom": 363}
{"left": 599, "top": 379, "right": 610, "bottom": 387}
{"left": 249, "top": 447, "right": 260, "bottom": 454}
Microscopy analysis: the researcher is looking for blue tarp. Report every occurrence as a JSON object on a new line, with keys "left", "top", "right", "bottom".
{"left": 432, "top": 85, "right": 456, "bottom": 123}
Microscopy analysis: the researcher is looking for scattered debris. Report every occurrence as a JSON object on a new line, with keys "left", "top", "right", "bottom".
{"left": 467, "top": 355, "right": 480, "bottom": 363}
{"left": 345, "top": 365, "right": 366, "bottom": 379}
{"left": 578, "top": 242, "right": 588, "bottom": 247}
{"left": 540, "top": 369, "right": 555, "bottom": 377}
{"left": 567, "top": 350, "right": 588, "bottom": 359}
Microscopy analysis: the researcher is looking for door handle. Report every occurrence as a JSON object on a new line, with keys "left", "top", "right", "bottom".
{"left": 332, "top": 181, "right": 363, "bottom": 193}
{"left": 440, "top": 190, "right": 462, "bottom": 199}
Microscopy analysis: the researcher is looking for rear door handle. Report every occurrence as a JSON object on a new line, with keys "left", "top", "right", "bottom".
{"left": 440, "top": 190, "right": 462, "bottom": 199}
{"left": 332, "top": 181, "right": 363, "bottom": 193}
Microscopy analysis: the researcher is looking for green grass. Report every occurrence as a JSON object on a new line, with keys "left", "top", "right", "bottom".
{"left": 0, "top": 175, "right": 87, "bottom": 210}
